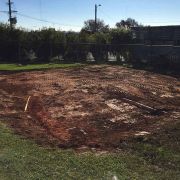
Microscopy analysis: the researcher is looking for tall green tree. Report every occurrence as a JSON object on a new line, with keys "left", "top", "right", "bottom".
{"left": 116, "top": 18, "right": 140, "bottom": 28}
{"left": 81, "top": 19, "right": 109, "bottom": 33}
{"left": 109, "top": 28, "right": 132, "bottom": 44}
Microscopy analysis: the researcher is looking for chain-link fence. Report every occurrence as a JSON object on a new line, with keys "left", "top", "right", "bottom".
{"left": 0, "top": 41, "right": 180, "bottom": 69}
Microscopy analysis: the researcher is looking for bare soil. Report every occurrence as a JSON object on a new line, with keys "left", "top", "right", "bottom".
{"left": 0, "top": 65, "right": 179, "bottom": 150}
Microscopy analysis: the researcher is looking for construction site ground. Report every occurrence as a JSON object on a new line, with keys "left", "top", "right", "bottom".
{"left": 0, "top": 65, "right": 179, "bottom": 151}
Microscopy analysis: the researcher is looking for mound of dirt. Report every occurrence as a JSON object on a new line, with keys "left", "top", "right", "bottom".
{"left": 0, "top": 65, "right": 179, "bottom": 150}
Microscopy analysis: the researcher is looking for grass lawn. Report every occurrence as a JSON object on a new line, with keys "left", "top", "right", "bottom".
{"left": 0, "top": 122, "right": 179, "bottom": 180}
{"left": 0, "top": 63, "right": 84, "bottom": 71}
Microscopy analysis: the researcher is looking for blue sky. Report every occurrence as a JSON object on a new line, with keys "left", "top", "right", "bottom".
{"left": 0, "top": 0, "right": 180, "bottom": 31}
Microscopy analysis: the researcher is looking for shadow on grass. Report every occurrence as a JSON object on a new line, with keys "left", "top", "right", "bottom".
{"left": 121, "top": 121, "right": 180, "bottom": 171}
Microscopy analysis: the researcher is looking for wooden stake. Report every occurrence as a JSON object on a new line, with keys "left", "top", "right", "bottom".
{"left": 24, "top": 96, "right": 31, "bottom": 112}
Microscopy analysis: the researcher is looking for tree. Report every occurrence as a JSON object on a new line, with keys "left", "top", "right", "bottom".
{"left": 109, "top": 28, "right": 133, "bottom": 64}
{"left": 116, "top": 18, "right": 140, "bottom": 28}
{"left": 0, "top": 23, "right": 25, "bottom": 63}
{"left": 109, "top": 28, "right": 132, "bottom": 44}
{"left": 88, "top": 32, "right": 109, "bottom": 62}
{"left": 81, "top": 19, "right": 109, "bottom": 33}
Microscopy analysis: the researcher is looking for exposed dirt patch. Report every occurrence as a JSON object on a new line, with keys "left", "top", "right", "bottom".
{"left": 0, "top": 65, "right": 179, "bottom": 150}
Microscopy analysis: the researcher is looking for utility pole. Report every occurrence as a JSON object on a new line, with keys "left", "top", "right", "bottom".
{"left": 95, "top": 4, "right": 101, "bottom": 32}
{"left": 7, "top": 0, "right": 17, "bottom": 30}
{"left": 8, "top": 0, "right": 12, "bottom": 29}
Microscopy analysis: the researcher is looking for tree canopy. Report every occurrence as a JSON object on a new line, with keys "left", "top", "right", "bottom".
{"left": 116, "top": 18, "right": 140, "bottom": 28}
{"left": 81, "top": 19, "right": 109, "bottom": 33}
{"left": 0, "top": 19, "right": 134, "bottom": 64}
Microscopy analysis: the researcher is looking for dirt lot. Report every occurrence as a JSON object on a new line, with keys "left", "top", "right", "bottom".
{"left": 0, "top": 65, "right": 179, "bottom": 150}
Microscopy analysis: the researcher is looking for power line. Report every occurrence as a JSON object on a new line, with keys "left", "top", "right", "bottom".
{"left": 16, "top": 12, "right": 82, "bottom": 28}
{"left": 1, "top": 9, "right": 179, "bottom": 29}
{"left": 1, "top": 10, "right": 180, "bottom": 27}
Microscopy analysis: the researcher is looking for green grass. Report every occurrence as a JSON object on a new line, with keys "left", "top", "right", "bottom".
{"left": 0, "top": 63, "right": 83, "bottom": 71}
{"left": 0, "top": 122, "right": 179, "bottom": 180}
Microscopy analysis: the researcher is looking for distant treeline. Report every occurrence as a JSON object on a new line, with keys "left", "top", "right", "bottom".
{"left": 1, "top": 20, "right": 180, "bottom": 72}
{"left": 0, "top": 22, "right": 134, "bottom": 64}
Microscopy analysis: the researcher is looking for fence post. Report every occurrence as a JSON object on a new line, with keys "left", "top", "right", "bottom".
{"left": 18, "top": 41, "right": 21, "bottom": 64}
{"left": 50, "top": 41, "right": 53, "bottom": 62}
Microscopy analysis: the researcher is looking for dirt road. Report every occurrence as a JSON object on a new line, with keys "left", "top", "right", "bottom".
{"left": 0, "top": 65, "right": 179, "bottom": 150}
